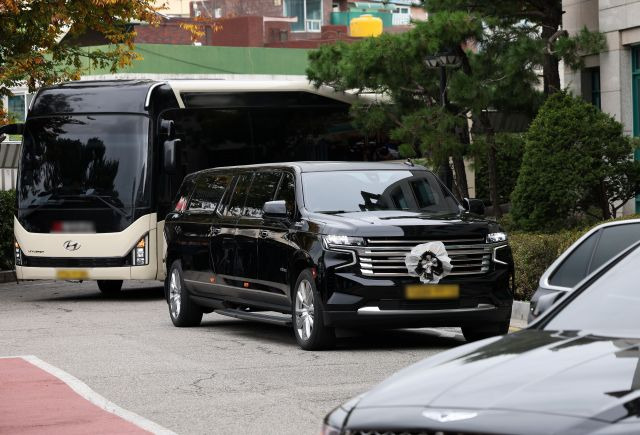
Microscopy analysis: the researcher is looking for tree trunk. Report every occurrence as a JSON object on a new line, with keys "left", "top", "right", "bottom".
{"left": 452, "top": 155, "right": 469, "bottom": 200}
{"left": 480, "top": 112, "right": 501, "bottom": 218}
{"left": 541, "top": 3, "right": 563, "bottom": 95}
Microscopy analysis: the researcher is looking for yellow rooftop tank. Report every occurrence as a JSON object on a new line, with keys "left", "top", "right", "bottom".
{"left": 349, "top": 14, "right": 383, "bottom": 38}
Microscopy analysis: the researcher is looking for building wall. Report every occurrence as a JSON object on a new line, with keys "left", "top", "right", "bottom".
{"left": 563, "top": 0, "right": 640, "bottom": 214}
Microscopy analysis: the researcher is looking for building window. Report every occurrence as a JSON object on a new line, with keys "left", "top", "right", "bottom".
{"left": 284, "top": 0, "right": 322, "bottom": 32}
{"left": 590, "top": 67, "right": 601, "bottom": 110}
{"left": 7, "top": 94, "right": 26, "bottom": 123}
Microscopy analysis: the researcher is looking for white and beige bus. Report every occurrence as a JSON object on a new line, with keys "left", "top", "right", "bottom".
{"left": 5, "top": 79, "right": 379, "bottom": 294}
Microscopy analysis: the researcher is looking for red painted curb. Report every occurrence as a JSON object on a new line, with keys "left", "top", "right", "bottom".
{"left": 0, "top": 358, "right": 150, "bottom": 434}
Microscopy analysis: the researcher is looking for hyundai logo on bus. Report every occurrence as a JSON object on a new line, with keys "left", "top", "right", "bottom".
{"left": 63, "top": 241, "right": 81, "bottom": 252}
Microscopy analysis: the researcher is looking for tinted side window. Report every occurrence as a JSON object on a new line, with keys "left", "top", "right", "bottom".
{"left": 275, "top": 172, "right": 296, "bottom": 215}
{"left": 188, "top": 173, "right": 232, "bottom": 212}
{"left": 589, "top": 224, "right": 640, "bottom": 273}
{"left": 226, "top": 173, "right": 253, "bottom": 217}
{"left": 173, "top": 174, "right": 196, "bottom": 209}
{"left": 243, "top": 172, "right": 282, "bottom": 218}
{"left": 549, "top": 231, "right": 600, "bottom": 288}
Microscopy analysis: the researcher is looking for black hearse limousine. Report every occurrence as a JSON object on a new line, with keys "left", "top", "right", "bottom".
{"left": 163, "top": 162, "right": 514, "bottom": 350}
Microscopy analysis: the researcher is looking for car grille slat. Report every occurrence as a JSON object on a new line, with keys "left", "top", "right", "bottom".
{"left": 356, "top": 237, "right": 494, "bottom": 277}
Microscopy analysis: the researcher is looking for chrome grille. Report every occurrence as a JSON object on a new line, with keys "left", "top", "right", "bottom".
{"left": 356, "top": 238, "right": 492, "bottom": 277}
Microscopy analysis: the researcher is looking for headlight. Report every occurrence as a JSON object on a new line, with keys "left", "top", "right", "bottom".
{"left": 322, "top": 235, "right": 365, "bottom": 248}
{"left": 14, "top": 241, "right": 22, "bottom": 266}
{"left": 486, "top": 232, "right": 507, "bottom": 243}
{"left": 132, "top": 234, "right": 149, "bottom": 266}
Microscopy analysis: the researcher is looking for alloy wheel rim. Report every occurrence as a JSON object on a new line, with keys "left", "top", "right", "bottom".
{"left": 295, "top": 279, "right": 314, "bottom": 341}
{"left": 169, "top": 269, "right": 181, "bottom": 319}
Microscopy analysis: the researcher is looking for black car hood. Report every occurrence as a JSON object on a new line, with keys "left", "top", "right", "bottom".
{"left": 357, "top": 330, "right": 640, "bottom": 423}
{"left": 308, "top": 210, "right": 494, "bottom": 239}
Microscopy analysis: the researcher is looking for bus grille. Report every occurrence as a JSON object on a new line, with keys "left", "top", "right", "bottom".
{"left": 357, "top": 237, "right": 492, "bottom": 278}
{"left": 22, "top": 256, "right": 130, "bottom": 268}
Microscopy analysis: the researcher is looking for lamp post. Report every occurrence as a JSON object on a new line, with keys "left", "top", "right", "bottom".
{"left": 424, "top": 48, "right": 462, "bottom": 108}
{"left": 424, "top": 48, "right": 463, "bottom": 188}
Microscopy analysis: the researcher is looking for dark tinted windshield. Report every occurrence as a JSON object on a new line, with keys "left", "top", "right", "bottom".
{"left": 545, "top": 246, "right": 640, "bottom": 337}
{"left": 19, "top": 115, "right": 150, "bottom": 211}
{"left": 302, "top": 170, "right": 459, "bottom": 214}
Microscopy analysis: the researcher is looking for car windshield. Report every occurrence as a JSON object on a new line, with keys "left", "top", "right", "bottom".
{"left": 544, "top": 245, "right": 640, "bottom": 338}
{"left": 302, "top": 170, "right": 460, "bottom": 214}
{"left": 18, "top": 115, "right": 150, "bottom": 211}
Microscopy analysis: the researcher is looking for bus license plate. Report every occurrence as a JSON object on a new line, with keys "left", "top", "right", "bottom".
{"left": 56, "top": 270, "right": 89, "bottom": 280}
{"left": 405, "top": 284, "right": 460, "bottom": 300}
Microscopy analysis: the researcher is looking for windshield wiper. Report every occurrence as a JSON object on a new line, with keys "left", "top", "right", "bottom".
{"left": 316, "top": 210, "right": 349, "bottom": 215}
{"left": 59, "top": 193, "right": 130, "bottom": 218}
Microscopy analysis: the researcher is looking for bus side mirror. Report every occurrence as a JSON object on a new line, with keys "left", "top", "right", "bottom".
{"left": 463, "top": 198, "right": 485, "bottom": 215}
{"left": 0, "top": 123, "right": 25, "bottom": 142}
{"left": 164, "top": 139, "right": 181, "bottom": 174}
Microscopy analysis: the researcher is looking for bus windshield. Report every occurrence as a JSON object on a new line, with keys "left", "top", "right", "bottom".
{"left": 19, "top": 115, "right": 150, "bottom": 213}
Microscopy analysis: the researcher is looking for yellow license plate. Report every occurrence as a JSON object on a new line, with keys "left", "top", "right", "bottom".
{"left": 56, "top": 270, "right": 89, "bottom": 280}
{"left": 405, "top": 284, "right": 460, "bottom": 300}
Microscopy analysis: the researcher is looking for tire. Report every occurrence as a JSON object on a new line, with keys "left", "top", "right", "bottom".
{"left": 166, "top": 260, "right": 203, "bottom": 327}
{"left": 292, "top": 269, "right": 335, "bottom": 350}
{"left": 97, "top": 280, "right": 123, "bottom": 295}
{"left": 462, "top": 319, "right": 510, "bottom": 342}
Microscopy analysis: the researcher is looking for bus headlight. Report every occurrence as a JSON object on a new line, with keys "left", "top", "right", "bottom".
{"left": 132, "top": 235, "right": 149, "bottom": 266}
{"left": 15, "top": 241, "right": 22, "bottom": 266}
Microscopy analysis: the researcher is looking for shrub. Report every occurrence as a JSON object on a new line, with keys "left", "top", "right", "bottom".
{"left": 0, "top": 190, "right": 15, "bottom": 270}
{"left": 511, "top": 91, "right": 640, "bottom": 231}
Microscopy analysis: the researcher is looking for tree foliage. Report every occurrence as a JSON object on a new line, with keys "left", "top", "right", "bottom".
{"left": 307, "top": 11, "right": 543, "bottom": 205}
{"left": 511, "top": 92, "right": 640, "bottom": 231}
{"left": 0, "top": 0, "right": 162, "bottom": 96}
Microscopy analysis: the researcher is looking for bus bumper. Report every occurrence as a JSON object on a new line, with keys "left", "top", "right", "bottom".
{"left": 15, "top": 264, "right": 158, "bottom": 281}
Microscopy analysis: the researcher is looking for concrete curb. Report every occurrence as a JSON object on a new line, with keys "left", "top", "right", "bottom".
{"left": 0, "top": 271, "right": 16, "bottom": 283}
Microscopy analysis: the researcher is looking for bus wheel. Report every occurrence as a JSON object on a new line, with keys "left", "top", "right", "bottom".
{"left": 167, "top": 260, "right": 203, "bottom": 327}
{"left": 97, "top": 280, "right": 123, "bottom": 295}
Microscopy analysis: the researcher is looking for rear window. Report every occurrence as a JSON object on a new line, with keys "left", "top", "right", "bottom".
{"left": 188, "top": 173, "right": 232, "bottom": 213}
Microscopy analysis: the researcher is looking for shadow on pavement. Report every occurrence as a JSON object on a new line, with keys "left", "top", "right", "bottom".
{"left": 31, "top": 286, "right": 165, "bottom": 303}
{"left": 200, "top": 316, "right": 463, "bottom": 351}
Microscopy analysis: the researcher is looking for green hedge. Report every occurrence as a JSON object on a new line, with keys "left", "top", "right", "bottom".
{"left": 510, "top": 213, "right": 640, "bottom": 301}
{"left": 0, "top": 190, "right": 15, "bottom": 270}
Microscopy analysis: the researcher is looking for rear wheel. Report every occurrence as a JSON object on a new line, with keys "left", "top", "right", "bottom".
{"left": 292, "top": 269, "right": 335, "bottom": 350}
{"left": 462, "top": 319, "right": 510, "bottom": 342}
{"left": 167, "top": 261, "right": 203, "bottom": 327}
{"left": 97, "top": 280, "right": 123, "bottom": 295}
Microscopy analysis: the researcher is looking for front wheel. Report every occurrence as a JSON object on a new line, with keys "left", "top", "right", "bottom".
{"left": 292, "top": 269, "right": 335, "bottom": 350}
{"left": 97, "top": 280, "right": 123, "bottom": 295}
{"left": 166, "top": 261, "right": 203, "bottom": 327}
{"left": 462, "top": 319, "right": 510, "bottom": 342}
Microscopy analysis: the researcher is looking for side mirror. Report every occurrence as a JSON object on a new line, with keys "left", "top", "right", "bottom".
{"left": 263, "top": 200, "right": 288, "bottom": 219}
{"left": 0, "top": 123, "right": 25, "bottom": 142}
{"left": 163, "top": 139, "right": 181, "bottom": 174}
{"left": 532, "top": 292, "right": 564, "bottom": 319}
{"left": 463, "top": 198, "right": 485, "bottom": 215}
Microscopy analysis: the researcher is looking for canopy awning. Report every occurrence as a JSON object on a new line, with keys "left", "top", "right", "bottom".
{"left": 0, "top": 141, "right": 21, "bottom": 169}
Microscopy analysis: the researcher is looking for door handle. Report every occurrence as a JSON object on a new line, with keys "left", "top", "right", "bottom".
{"left": 259, "top": 230, "right": 270, "bottom": 239}
{"left": 209, "top": 226, "right": 222, "bottom": 236}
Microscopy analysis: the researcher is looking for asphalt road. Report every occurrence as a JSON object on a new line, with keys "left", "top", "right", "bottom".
{"left": 0, "top": 279, "right": 464, "bottom": 435}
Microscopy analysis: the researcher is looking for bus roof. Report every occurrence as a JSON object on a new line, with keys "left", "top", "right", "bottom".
{"left": 29, "top": 79, "right": 375, "bottom": 116}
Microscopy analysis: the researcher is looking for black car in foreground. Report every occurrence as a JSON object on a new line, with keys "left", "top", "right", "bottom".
{"left": 323, "top": 241, "right": 640, "bottom": 434}
{"left": 164, "top": 162, "right": 514, "bottom": 349}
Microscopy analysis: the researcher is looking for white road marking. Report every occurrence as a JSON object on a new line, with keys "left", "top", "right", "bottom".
{"left": 0, "top": 355, "right": 177, "bottom": 435}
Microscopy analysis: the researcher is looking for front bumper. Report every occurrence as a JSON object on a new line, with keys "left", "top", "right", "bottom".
{"left": 319, "top": 254, "right": 513, "bottom": 328}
